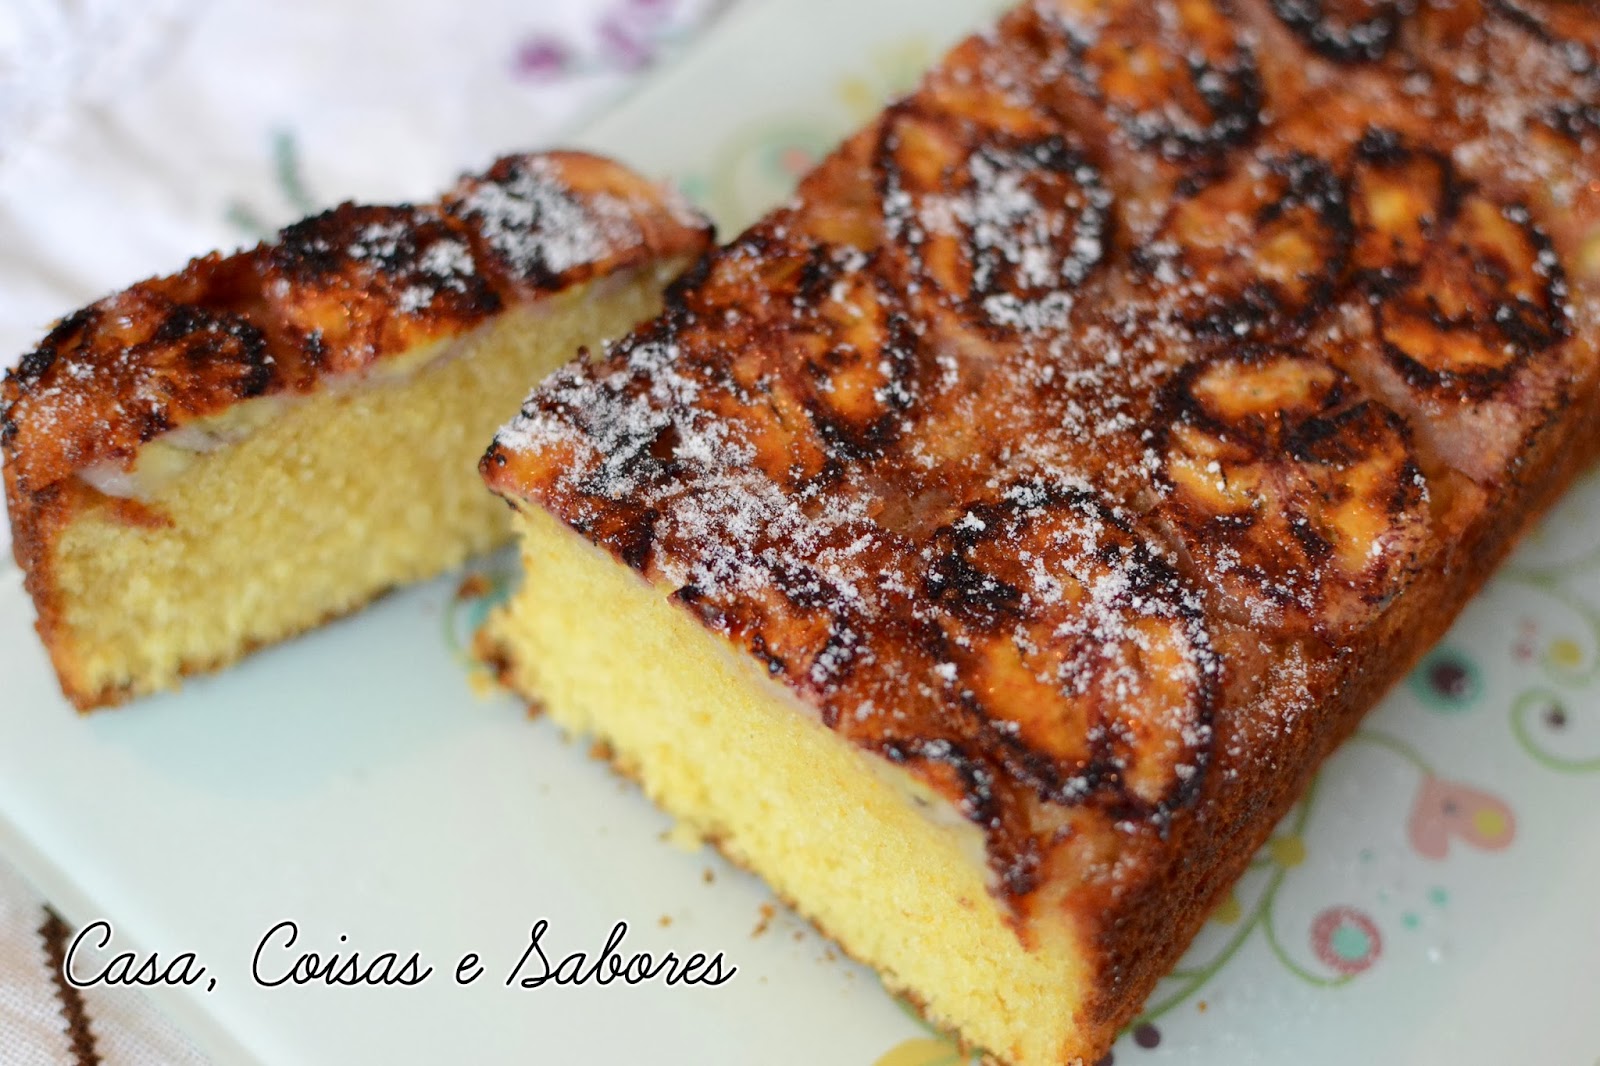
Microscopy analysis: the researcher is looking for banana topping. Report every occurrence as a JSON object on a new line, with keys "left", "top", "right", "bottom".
{"left": 1154, "top": 347, "right": 1429, "bottom": 636}
{"left": 1042, "top": 0, "right": 1264, "bottom": 158}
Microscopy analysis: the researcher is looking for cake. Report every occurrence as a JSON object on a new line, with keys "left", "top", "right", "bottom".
{"left": 478, "top": 2, "right": 1600, "bottom": 1063}
{"left": 2, "top": 151, "right": 711, "bottom": 710}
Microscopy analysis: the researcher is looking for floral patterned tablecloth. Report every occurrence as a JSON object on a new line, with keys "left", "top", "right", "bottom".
{"left": 0, "top": 1, "right": 728, "bottom": 1061}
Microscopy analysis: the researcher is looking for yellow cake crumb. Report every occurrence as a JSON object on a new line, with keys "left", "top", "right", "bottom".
{"left": 47, "top": 275, "right": 675, "bottom": 704}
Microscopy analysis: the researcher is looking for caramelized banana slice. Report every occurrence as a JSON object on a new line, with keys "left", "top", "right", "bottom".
{"left": 518, "top": 222, "right": 932, "bottom": 521}
{"left": 1142, "top": 152, "right": 1351, "bottom": 338}
{"left": 797, "top": 273, "right": 923, "bottom": 456}
{"left": 1349, "top": 142, "right": 1570, "bottom": 394}
{"left": 264, "top": 204, "right": 500, "bottom": 377}
{"left": 1, "top": 258, "right": 274, "bottom": 495}
{"left": 877, "top": 103, "right": 1112, "bottom": 336}
{"left": 1347, "top": 130, "right": 1453, "bottom": 286}
{"left": 1375, "top": 198, "right": 1567, "bottom": 391}
{"left": 1153, "top": 348, "right": 1429, "bottom": 636}
{"left": 682, "top": 228, "right": 929, "bottom": 466}
{"left": 923, "top": 484, "right": 1216, "bottom": 817}
{"left": 1040, "top": 0, "right": 1263, "bottom": 159}
{"left": 1417, "top": 1, "right": 1599, "bottom": 146}
{"left": 1269, "top": 0, "right": 1409, "bottom": 62}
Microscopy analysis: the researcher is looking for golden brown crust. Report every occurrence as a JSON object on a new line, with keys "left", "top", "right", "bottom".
{"left": 2, "top": 150, "right": 712, "bottom": 710}
{"left": 484, "top": 0, "right": 1600, "bottom": 1057}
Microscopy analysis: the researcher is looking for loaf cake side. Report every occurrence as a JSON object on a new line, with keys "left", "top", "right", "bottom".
{"left": 1, "top": 152, "right": 712, "bottom": 709}
{"left": 482, "top": 2, "right": 1600, "bottom": 1063}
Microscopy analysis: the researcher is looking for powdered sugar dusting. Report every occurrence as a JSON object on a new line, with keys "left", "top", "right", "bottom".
{"left": 456, "top": 155, "right": 642, "bottom": 283}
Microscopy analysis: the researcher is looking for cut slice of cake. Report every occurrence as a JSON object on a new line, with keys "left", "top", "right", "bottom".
{"left": 2, "top": 151, "right": 711, "bottom": 710}
{"left": 479, "top": 3, "right": 1600, "bottom": 1063}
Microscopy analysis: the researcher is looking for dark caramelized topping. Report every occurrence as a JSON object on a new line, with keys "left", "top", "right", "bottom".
{"left": 1345, "top": 134, "right": 1570, "bottom": 395}
{"left": 2, "top": 152, "right": 712, "bottom": 498}
{"left": 924, "top": 484, "right": 1216, "bottom": 816}
{"left": 1491, "top": 0, "right": 1600, "bottom": 60}
{"left": 265, "top": 203, "right": 500, "bottom": 375}
{"left": 1536, "top": 99, "right": 1600, "bottom": 141}
{"left": 1152, "top": 348, "right": 1428, "bottom": 635}
{"left": 444, "top": 152, "right": 709, "bottom": 300}
{"left": 1040, "top": 0, "right": 1264, "bottom": 158}
{"left": 877, "top": 103, "right": 1112, "bottom": 333}
{"left": 1347, "top": 130, "right": 1454, "bottom": 286}
{"left": 685, "top": 230, "right": 927, "bottom": 463}
{"left": 1270, "top": 0, "right": 1410, "bottom": 63}
{"left": 2, "top": 257, "right": 273, "bottom": 493}
{"left": 1375, "top": 201, "right": 1565, "bottom": 393}
{"left": 1141, "top": 150, "right": 1351, "bottom": 339}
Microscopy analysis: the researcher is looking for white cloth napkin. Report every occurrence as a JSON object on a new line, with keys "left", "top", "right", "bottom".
{"left": 0, "top": 0, "right": 727, "bottom": 1060}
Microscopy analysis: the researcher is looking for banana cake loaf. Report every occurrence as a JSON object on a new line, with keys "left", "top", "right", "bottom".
{"left": 479, "top": 2, "right": 1600, "bottom": 1063}
{"left": 2, "top": 151, "right": 711, "bottom": 709}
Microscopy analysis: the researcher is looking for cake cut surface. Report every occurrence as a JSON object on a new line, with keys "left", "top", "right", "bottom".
{"left": 2, "top": 151, "right": 711, "bottom": 709}
{"left": 482, "top": 2, "right": 1600, "bottom": 1063}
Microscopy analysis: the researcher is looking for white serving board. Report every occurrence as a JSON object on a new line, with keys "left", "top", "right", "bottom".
{"left": 2, "top": 1, "right": 1599, "bottom": 1064}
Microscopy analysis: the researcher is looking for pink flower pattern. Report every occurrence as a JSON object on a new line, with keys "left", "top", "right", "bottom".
{"left": 1310, "top": 906, "right": 1383, "bottom": 976}
{"left": 1407, "top": 777, "right": 1517, "bottom": 860}
{"left": 511, "top": 0, "right": 729, "bottom": 82}
{"left": 513, "top": 38, "right": 574, "bottom": 81}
